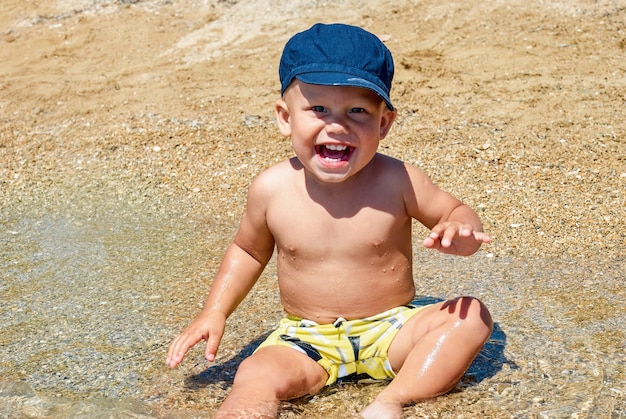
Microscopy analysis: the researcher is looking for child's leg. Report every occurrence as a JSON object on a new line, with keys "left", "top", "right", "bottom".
{"left": 362, "top": 296, "right": 492, "bottom": 418}
{"left": 216, "top": 345, "right": 328, "bottom": 418}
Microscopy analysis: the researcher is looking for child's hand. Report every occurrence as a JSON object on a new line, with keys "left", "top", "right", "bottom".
{"left": 422, "top": 222, "right": 491, "bottom": 256}
{"left": 166, "top": 310, "right": 226, "bottom": 368}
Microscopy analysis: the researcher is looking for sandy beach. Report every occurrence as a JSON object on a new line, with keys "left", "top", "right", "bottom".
{"left": 1, "top": 0, "right": 624, "bottom": 417}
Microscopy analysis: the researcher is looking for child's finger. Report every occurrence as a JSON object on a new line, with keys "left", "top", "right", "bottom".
{"left": 166, "top": 336, "right": 191, "bottom": 368}
{"left": 441, "top": 224, "right": 463, "bottom": 247}
{"left": 205, "top": 329, "right": 224, "bottom": 363}
{"left": 459, "top": 224, "right": 474, "bottom": 237}
{"left": 474, "top": 231, "right": 492, "bottom": 243}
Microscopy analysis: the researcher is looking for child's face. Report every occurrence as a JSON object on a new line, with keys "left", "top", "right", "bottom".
{"left": 276, "top": 80, "right": 396, "bottom": 184}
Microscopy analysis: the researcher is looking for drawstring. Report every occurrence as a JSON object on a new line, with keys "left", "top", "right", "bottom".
{"left": 300, "top": 319, "right": 318, "bottom": 327}
{"left": 333, "top": 317, "right": 346, "bottom": 340}
{"left": 333, "top": 317, "right": 346, "bottom": 328}
{"left": 299, "top": 317, "right": 346, "bottom": 340}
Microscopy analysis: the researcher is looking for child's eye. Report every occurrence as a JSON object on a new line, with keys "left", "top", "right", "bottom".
{"left": 350, "top": 107, "right": 366, "bottom": 114}
{"left": 311, "top": 106, "right": 326, "bottom": 113}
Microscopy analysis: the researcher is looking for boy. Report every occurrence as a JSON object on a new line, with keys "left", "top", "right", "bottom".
{"left": 167, "top": 23, "right": 493, "bottom": 418}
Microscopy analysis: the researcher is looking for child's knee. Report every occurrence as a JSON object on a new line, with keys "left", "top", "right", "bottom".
{"left": 471, "top": 297, "right": 492, "bottom": 326}
{"left": 234, "top": 354, "right": 268, "bottom": 381}
{"left": 233, "top": 348, "right": 326, "bottom": 400}
{"left": 457, "top": 296, "right": 493, "bottom": 338}
{"left": 443, "top": 296, "right": 491, "bottom": 329}
{"left": 232, "top": 355, "right": 285, "bottom": 399}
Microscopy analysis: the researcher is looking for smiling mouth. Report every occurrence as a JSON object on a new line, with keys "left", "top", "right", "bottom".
{"left": 315, "top": 144, "right": 354, "bottom": 162}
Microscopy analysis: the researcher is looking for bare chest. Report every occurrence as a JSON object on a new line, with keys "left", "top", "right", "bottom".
{"left": 268, "top": 197, "right": 410, "bottom": 262}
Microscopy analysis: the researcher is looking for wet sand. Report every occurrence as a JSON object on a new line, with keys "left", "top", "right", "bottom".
{"left": 1, "top": 0, "right": 624, "bottom": 417}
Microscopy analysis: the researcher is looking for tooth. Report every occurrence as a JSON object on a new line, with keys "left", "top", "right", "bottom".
{"left": 326, "top": 144, "right": 347, "bottom": 151}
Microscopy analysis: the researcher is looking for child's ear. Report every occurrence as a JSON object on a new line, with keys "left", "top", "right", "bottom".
{"left": 379, "top": 108, "right": 397, "bottom": 139}
{"left": 275, "top": 99, "right": 291, "bottom": 136}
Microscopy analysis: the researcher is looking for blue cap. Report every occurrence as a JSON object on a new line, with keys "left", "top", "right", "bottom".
{"left": 279, "top": 23, "right": 395, "bottom": 110}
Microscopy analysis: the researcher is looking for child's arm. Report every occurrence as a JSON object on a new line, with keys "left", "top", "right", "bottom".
{"left": 404, "top": 163, "right": 491, "bottom": 256}
{"left": 166, "top": 242, "right": 268, "bottom": 368}
{"left": 166, "top": 177, "right": 275, "bottom": 368}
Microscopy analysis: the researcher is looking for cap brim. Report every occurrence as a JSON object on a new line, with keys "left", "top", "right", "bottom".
{"left": 295, "top": 73, "right": 394, "bottom": 110}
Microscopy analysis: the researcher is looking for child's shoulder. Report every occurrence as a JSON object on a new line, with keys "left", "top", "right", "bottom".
{"left": 255, "top": 158, "right": 298, "bottom": 181}
{"left": 374, "top": 152, "right": 404, "bottom": 167}
{"left": 372, "top": 153, "right": 427, "bottom": 180}
{"left": 247, "top": 158, "right": 298, "bottom": 195}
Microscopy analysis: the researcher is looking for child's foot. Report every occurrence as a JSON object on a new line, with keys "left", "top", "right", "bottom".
{"left": 360, "top": 399, "right": 403, "bottom": 419}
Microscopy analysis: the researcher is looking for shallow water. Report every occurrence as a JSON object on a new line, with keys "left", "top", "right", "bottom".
{"left": 0, "top": 208, "right": 203, "bottom": 417}
{"left": 1, "top": 194, "right": 624, "bottom": 417}
{"left": 1, "top": 0, "right": 624, "bottom": 416}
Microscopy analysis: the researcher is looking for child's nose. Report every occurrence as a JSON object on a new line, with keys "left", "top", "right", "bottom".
{"left": 325, "top": 115, "right": 350, "bottom": 135}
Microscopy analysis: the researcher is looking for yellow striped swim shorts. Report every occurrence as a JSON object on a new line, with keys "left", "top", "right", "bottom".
{"left": 255, "top": 298, "right": 431, "bottom": 385}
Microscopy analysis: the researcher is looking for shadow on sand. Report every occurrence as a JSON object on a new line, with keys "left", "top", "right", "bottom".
{"left": 185, "top": 332, "right": 272, "bottom": 391}
{"left": 185, "top": 296, "right": 514, "bottom": 391}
